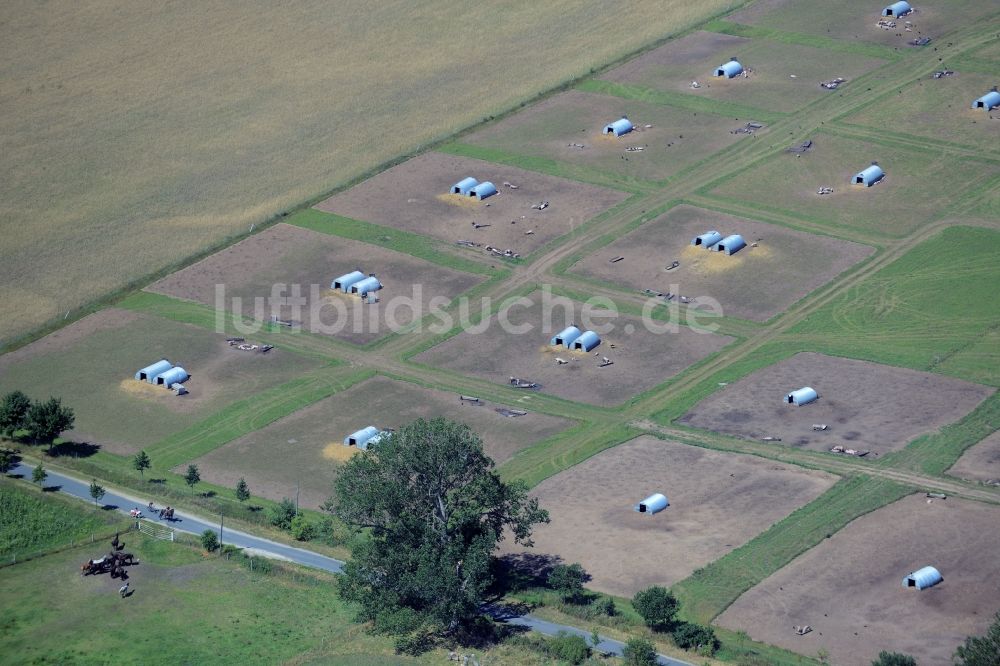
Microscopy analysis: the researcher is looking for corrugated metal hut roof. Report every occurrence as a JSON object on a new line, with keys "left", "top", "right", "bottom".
{"left": 883, "top": 1, "right": 912, "bottom": 17}
{"left": 551, "top": 325, "right": 583, "bottom": 348}
{"left": 903, "top": 566, "right": 942, "bottom": 590}
{"left": 972, "top": 91, "right": 1000, "bottom": 111}
{"left": 332, "top": 270, "right": 366, "bottom": 292}
{"left": 692, "top": 230, "right": 724, "bottom": 248}
{"left": 854, "top": 164, "right": 885, "bottom": 186}
{"left": 136, "top": 359, "right": 173, "bottom": 383}
{"left": 786, "top": 387, "right": 818, "bottom": 405}
{"left": 573, "top": 330, "right": 602, "bottom": 352}
{"left": 716, "top": 234, "right": 746, "bottom": 255}
{"left": 451, "top": 177, "right": 479, "bottom": 195}
{"left": 603, "top": 118, "right": 634, "bottom": 137}
{"left": 470, "top": 182, "right": 497, "bottom": 200}
{"left": 715, "top": 60, "right": 743, "bottom": 78}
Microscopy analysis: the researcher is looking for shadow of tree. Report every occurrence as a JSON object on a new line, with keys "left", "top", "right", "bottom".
{"left": 490, "top": 552, "right": 564, "bottom": 595}
{"left": 45, "top": 441, "right": 101, "bottom": 458}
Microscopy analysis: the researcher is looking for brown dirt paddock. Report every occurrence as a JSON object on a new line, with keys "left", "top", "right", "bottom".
{"left": 500, "top": 435, "right": 836, "bottom": 597}
{"left": 0, "top": 308, "right": 316, "bottom": 454}
{"left": 570, "top": 204, "right": 874, "bottom": 322}
{"left": 315, "top": 151, "right": 628, "bottom": 257}
{"left": 186, "top": 375, "right": 573, "bottom": 509}
{"left": 679, "top": 352, "right": 994, "bottom": 457}
{"left": 148, "top": 223, "right": 483, "bottom": 345}
{"left": 947, "top": 430, "right": 1000, "bottom": 485}
{"left": 601, "top": 30, "right": 886, "bottom": 114}
{"left": 716, "top": 494, "right": 1000, "bottom": 666}
{"left": 462, "top": 90, "right": 752, "bottom": 183}
{"left": 413, "top": 291, "right": 732, "bottom": 406}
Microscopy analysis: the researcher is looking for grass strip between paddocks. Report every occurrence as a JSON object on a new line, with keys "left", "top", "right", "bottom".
{"left": 671, "top": 474, "right": 911, "bottom": 624}
{"left": 147, "top": 366, "right": 374, "bottom": 470}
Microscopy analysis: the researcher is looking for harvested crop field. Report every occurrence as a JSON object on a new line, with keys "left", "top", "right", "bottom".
{"left": 708, "top": 131, "right": 999, "bottom": 238}
{"left": 841, "top": 70, "right": 1000, "bottom": 150}
{"left": 462, "top": 90, "right": 750, "bottom": 184}
{"left": 716, "top": 494, "right": 1000, "bottom": 665}
{"left": 726, "top": 0, "right": 999, "bottom": 48}
{"left": 187, "top": 375, "right": 573, "bottom": 509}
{"left": 678, "top": 352, "right": 994, "bottom": 456}
{"left": 0, "top": 308, "right": 316, "bottom": 454}
{"left": 413, "top": 291, "right": 732, "bottom": 406}
{"left": 501, "top": 435, "right": 836, "bottom": 597}
{"left": 947, "top": 430, "right": 1000, "bottom": 485}
{"left": 570, "top": 204, "right": 874, "bottom": 322}
{"left": 0, "top": 0, "right": 743, "bottom": 345}
{"left": 601, "top": 31, "right": 887, "bottom": 113}
{"left": 315, "top": 152, "right": 627, "bottom": 257}
{"left": 148, "top": 223, "right": 483, "bottom": 345}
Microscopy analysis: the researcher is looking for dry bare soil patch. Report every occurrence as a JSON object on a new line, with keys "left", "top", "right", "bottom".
{"left": 716, "top": 494, "right": 1000, "bottom": 665}
{"left": 149, "top": 223, "right": 482, "bottom": 345}
{"left": 679, "top": 352, "right": 994, "bottom": 456}
{"left": 601, "top": 30, "right": 886, "bottom": 113}
{"left": 501, "top": 435, "right": 836, "bottom": 597}
{"left": 188, "top": 375, "right": 572, "bottom": 509}
{"left": 463, "top": 90, "right": 749, "bottom": 183}
{"left": 947, "top": 429, "right": 1000, "bottom": 484}
{"left": 413, "top": 291, "right": 732, "bottom": 406}
{"left": 315, "top": 152, "right": 627, "bottom": 257}
{"left": 570, "top": 204, "right": 874, "bottom": 322}
{"left": 0, "top": 308, "right": 316, "bottom": 454}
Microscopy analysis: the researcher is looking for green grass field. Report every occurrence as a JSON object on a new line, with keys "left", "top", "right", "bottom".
{"left": 708, "top": 131, "right": 999, "bottom": 240}
{"left": 839, "top": 70, "right": 1000, "bottom": 150}
{"left": 0, "top": 310, "right": 320, "bottom": 453}
{"left": 0, "top": 0, "right": 745, "bottom": 347}
{"left": 788, "top": 226, "right": 1000, "bottom": 384}
{"left": 0, "top": 535, "right": 407, "bottom": 665}
{"left": 0, "top": 479, "right": 129, "bottom": 561}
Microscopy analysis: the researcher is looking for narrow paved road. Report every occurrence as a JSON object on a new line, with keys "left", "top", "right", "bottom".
{"left": 10, "top": 461, "right": 344, "bottom": 573}
{"left": 9, "top": 462, "right": 693, "bottom": 666}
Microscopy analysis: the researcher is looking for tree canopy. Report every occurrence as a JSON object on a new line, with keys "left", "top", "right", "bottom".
{"left": 633, "top": 586, "right": 680, "bottom": 631}
{"left": 25, "top": 397, "right": 74, "bottom": 445}
{"left": 132, "top": 450, "right": 151, "bottom": 478}
{"left": 328, "top": 417, "right": 548, "bottom": 638}
{"left": 184, "top": 464, "right": 200, "bottom": 488}
{"left": 0, "top": 391, "right": 31, "bottom": 437}
{"left": 954, "top": 611, "right": 1000, "bottom": 666}
{"left": 871, "top": 651, "right": 917, "bottom": 666}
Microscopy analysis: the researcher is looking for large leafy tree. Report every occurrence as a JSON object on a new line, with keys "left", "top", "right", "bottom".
{"left": 25, "top": 397, "right": 74, "bottom": 447}
{"left": 328, "top": 418, "right": 548, "bottom": 637}
{"left": 0, "top": 391, "right": 32, "bottom": 437}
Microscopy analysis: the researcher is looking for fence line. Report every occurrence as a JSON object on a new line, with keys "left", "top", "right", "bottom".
{"left": 137, "top": 518, "right": 175, "bottom": 541}
{"left": 1, "top": 522, "right": 135, "bottom": 569}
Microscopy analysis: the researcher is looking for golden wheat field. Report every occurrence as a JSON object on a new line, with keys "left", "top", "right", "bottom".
{"left": 0, "top": 0, "right": 739, "bottom": 345}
